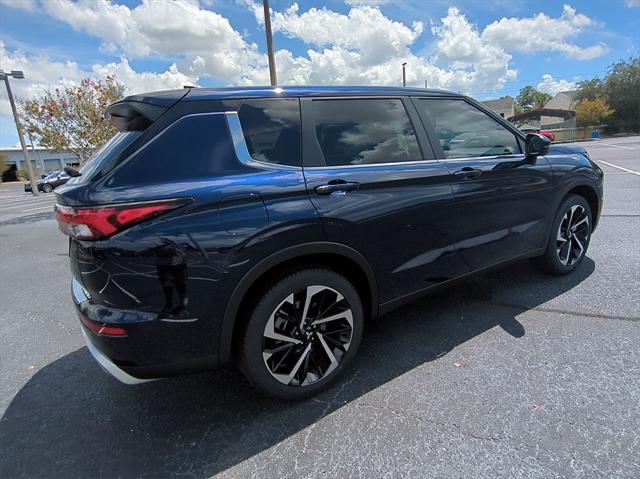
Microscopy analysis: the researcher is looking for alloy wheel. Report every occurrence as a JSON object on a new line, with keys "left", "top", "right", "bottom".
{"left": 556, "top": 204, "right": 590, "bottom": 266}
{"left": 262, "top": 285, "right": 353, "bottom": 387}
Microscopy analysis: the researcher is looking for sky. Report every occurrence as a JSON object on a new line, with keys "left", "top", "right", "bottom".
{"left": 0, "top": 0, "right": 638, "bottom": 147}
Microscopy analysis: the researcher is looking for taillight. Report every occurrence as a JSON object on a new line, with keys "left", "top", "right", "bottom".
{"left": 80, "top": 316, "right": 127, "bottom": 336}
{"left": 54, "top": 199, "right": 188, "bottom": 240}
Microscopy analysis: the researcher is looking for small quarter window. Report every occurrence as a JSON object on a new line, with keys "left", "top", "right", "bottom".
{"left": 309, "top": 99, "right": 422, "bottom": 166}
{"left": 237, "top": 98, "right": 301, "bottom": 167}
{"left": 415, "top": 99, "right": 521, "bottom": 159}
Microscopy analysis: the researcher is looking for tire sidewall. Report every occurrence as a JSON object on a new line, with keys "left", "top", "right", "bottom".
{"left": 42, "top": 183, "right": 53, "bottom": 193}
{"left": 241, "top": 269, "right": 364, "bottom": 400}
{"left": 545, "top": 195, "right": 592, "bottom": 274}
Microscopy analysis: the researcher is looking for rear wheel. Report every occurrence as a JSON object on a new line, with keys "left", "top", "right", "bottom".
{"left": 42, "top": 183, "right": 53, "bottom": 193}
{"left": 239, "top": 269, "right": 363, "bottom": 400}
{"left": 536, "top": 195, "right": 592, "bottom": 275}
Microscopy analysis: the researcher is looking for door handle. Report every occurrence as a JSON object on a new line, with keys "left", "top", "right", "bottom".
{"left": 314, "top": 181, "right": 359, "bottom": 195}
{"left": 453, "top": 167, "right": 482, "bottom": 180}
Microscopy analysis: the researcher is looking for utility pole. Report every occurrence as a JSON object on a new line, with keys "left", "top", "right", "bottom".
{"left": 0, "top": 69, "right": 38, "bottom": 196}
{"left": 402, "top": 62, "right": 407, "bottom": 87}
{"left": 424, "top": 80, "right": 428, "bottom": 89}
{"left": 263, "top": 0, "right": 278, "bottom": 86}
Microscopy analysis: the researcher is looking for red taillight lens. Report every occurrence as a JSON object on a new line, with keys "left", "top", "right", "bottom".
{"left": 55, "top": 199, "right": 187, "bottom": 240}
{"left": 80, "top": 316, "right": 127, "bottom": 336}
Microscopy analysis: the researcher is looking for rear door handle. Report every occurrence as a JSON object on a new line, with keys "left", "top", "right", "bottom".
{"left": 314, "top": 181, "right": 359, "bottom": 195}
{"left": 453, "top": 167, "right": 482, "bottom": 180}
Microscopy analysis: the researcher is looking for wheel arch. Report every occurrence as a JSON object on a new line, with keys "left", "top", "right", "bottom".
{"left": 543, "top": 180, "right": 602, "bottom": 251}
{"left": 218, "top": 242, "right": 378, "bottom": 363}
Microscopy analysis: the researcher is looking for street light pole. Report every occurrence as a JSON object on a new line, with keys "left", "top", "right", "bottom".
{"left": 402, "top": 62, "right": 407, "bottom": 87}
{"left": 1, "top": 69, "right": 39, "bottom": 196}
{"left": 263, "top": 0, "right": 278, "bottom": 86}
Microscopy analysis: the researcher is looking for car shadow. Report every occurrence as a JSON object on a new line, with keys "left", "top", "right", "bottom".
{"left": 0, "top": 258, "right": 595, "bottom": 478}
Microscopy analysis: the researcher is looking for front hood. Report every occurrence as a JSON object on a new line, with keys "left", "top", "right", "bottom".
{"left": 547, "top": 143, "right": 588, "bottom": 156}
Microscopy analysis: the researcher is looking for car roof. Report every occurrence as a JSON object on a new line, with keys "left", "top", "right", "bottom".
{"left": 124, "top": 85, "right": 460, "bottom": 104}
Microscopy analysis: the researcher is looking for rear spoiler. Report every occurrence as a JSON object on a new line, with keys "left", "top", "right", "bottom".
{"left": 105, "top": 89, "right": 190, "bottom": 132}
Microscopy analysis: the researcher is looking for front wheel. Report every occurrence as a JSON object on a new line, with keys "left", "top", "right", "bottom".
{"left": 536, "top": 195, "right": 592, "bottom": 275}
{"left": 238, "top": 269, "right": 364, "bottom": 400}
{"left": 42, "top": 183, "right": 53, "bottom": 193}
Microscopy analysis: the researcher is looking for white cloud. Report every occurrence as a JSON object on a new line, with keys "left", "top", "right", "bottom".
{"left": 482, "top": 4, "right": 608, "bottom": 60}
{"left": 253, "top": 3, "right": 423, "bottom": 66}
{"left": 344, "top": 0, "right": 390, "bottom": 5}
{"left": 0, "top": 0, "right": 37, "bottom": 12}
{"left": 1, "top": 1, "right": 608, "bottom": 103}
{"left": 245, "top": 3, "right": 517, "bottom": 94}
{"left": 537, "top": 74, "right": 577, "bottom": 95}
{"left": 0, "top": 40, "right": 195, "bottom": 109}
{"left": 626, "top": 0, "right": 640, "bottom": 6}
{"left": 40, "top": 0, "right": 266, "bottom": 83}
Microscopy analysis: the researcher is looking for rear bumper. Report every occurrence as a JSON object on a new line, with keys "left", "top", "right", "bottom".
{"left": 72, "top": 277, "right": 219, "bottom": 380}
{"left": 82, "top": 328, "right": 153, "bottom": 385}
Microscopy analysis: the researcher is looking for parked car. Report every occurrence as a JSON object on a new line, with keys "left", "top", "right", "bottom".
{"left": 539, "top": 130, "right": 556, "bottom": 142}
{"left": 520, "top": 127, "right": 555, "bottom": 142}
{"left": 24, "top": 170, "right": 70, "bottom": 193}
{"left": 55, "top": 86, "right": 603, "bottom": 399}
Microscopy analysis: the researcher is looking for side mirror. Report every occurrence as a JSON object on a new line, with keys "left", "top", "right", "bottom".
{"left": 63, "top": 166, "right": 82, "bottom": 177}
{"left": 525, "top": 133, "right": 550, "bottom": 157}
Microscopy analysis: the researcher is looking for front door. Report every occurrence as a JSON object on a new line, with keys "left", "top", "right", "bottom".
{"left": 412, "top": 97, "right": 555, "bottom": 272}
{"left": 301, "top": 97, "right": 465, "bottom": 304}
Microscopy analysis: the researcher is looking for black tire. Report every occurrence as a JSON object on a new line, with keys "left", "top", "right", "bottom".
{"left": 238, "top": 268, "right": 364, "bottom": 400}
{"left": 536, "top": 194, "right": 592, "bottom": 275}
{"left": 42, "top": 183, "right": 53, "bottom": 193}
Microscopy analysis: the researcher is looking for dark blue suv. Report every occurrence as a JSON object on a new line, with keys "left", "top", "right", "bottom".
{"left": 55, "top": 86, "right": 603, "bottom": 399}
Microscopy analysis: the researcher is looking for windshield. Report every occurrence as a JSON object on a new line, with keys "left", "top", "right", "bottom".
{"left": 71, "top": 131, "right": 142, "bottom": 184}
{"left": 44, "top": 171, "right": 60, "bottom": 180}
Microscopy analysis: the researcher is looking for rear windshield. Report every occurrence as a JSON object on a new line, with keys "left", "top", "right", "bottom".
{"left": 70, "top": 131, "right": 142, "bottom": 184}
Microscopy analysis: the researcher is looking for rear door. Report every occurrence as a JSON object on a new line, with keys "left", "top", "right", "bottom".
{"left": 301, "top": 97, "right": 465, "bottom": 304}
{"left": 412, "top": 97, "right": 555, "bottom": 271}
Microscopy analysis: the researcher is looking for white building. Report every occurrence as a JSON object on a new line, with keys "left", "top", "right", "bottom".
{"left": 1, "top": 146, "right": 80, "bottom": 176}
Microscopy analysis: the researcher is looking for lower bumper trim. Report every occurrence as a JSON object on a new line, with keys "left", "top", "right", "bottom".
{"left": 82, "top": 329, "right": 156, "bottom": 385}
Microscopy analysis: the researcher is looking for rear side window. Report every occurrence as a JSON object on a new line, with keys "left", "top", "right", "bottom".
{"left": 108, "top": 114, "right": 235, "bottom": 186}
{"left": 308, "top": 99, "right": 421, "bottom": 166}
{"left": 238, "top": 98, "right": 301, "bottom": 167}
{"left": 73, "top": 131, "right": 141, "bottom": 184}
{"left": 414, "top": 99, "right": 521, "bottom": 159}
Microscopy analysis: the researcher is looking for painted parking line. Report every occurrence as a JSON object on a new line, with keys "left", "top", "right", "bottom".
{"left": 0, "top": 205, "right": 55, "bottom": 215}
{"left": 0, "top": 200, "right": 56, "bottom": 209}
{"left": 2, "top": 202, "right": 56, "bottom": 212}
{"left": 597, "top": 160, "right": 640, "bottom": 176}
{"left": 604, "top": 143, "right": 635, "bottom": 150}
{"left": 0, "top": 197, "right": 55, "bottom": 206}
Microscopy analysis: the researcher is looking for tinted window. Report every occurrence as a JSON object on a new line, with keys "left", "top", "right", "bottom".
{"left": 72, "top": 131, "right": 141, "bottom": 184}
{"left": 109, "top": 114, "right": 236, "bottom": 186}
{"left": 238, "top": 98, "right": 301, "bottom": 166}
{"left": 415, "top": 99, "right": 521, "bottom": 159}
{"left": 309, "top": 99, "right": 422, "bottom": 166}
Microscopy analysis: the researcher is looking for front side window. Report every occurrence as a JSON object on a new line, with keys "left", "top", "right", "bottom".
{"left": 415, "top": 99, "right": 521, "bottom": 159}
{"left": 309, "top": 99, "right": 422, "bottom": 166}
{"left": 237, "top": 98, "right": 301, "bottom": 167}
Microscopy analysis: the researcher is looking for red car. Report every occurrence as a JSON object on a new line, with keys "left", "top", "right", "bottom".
{"left": 539, "top": 130, "right": 555, "bottom": 141}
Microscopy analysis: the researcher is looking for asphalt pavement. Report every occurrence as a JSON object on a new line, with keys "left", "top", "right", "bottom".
{"left": 1, "top": 136, "right": 639, "bottom": 478}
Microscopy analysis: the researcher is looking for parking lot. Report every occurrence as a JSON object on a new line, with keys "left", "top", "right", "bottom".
{"left": 1, "top": 136, "right": 639, "bottom": 478}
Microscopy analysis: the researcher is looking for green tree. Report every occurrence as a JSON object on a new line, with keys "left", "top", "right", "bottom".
{"left": 604, "top": 56, "right": 640, "bottom": 132}
{"left": 575, "top": 78, "right": 605, "bottom": 103}
{"left": 19, "top": 76, "right": 125, "bottom": 165}
{"left": 575, "top": 97, "right": 614, "bottom": 127}
{"left": 516, "top": 86, "right": 553, "bottom": 112}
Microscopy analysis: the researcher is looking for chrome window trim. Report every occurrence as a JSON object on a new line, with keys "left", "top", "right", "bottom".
{"left": 435, "top": 153, "right": 527, "bottom": 163}
{"left": 225, "top": 112, "right": 302, "bottom": 171}
{"left": 302, "top": 154, "right": 528, "bottom": 170}
{"left": 303, "top": 159, "right": 441, "bottom": 170}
